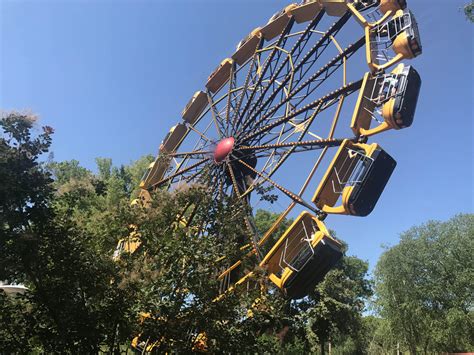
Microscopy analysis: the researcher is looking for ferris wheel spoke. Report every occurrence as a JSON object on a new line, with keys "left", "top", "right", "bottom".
{"left": 283, "top": 36, "right": 365, "bottom": 112}
{"left": 236, "top": 158, "right": 322, "bottom": 216}
{"left": 241, "top": 79, "right": 362, "bottom": 143}
{"left": 207, "top": 91, "right": 226, "bottom": 138}
{"left": 243, "top": 104, "right": 319, "bottom": 183}
{"left": 251, "top": 105, "right": 322, "bottom": 192}
{"left": 187, "top": 121, "right": 214, "bottom": 144}
{"left": 230, "top": 47, "right": 262, "bottom": 135}
{"left": 231, "top": 74, "right": 256, "bottom": 133}
{"left": 232, "top": 16, "right": 297, "bottom": 135}
{"left": 226, "top": 163, "right": 243, "bottom": 199}
{"left": 217, "top": 165, "right": 226, "bottom": 203}
{"left": 226, "top": 162, "right": 262, "bottom": 259}
{"left": 240, "top": 137, "right": 345, "bottom": 152}
{"left": 236, "top": 12, "right": 327, "bottom": 134}
{"left": 260, "top": 35, "right": 361, "bottom": 131}
{"left": 254, "top": 117, "right": 291, "bottom": 177}
{"left": 224, "top": 62, "right": 238, "bottom": 137}
{"left": 237, "top": 12, "right": 351, "bottom": 137}
{"left": 248, "top": 110, "right": 302, "bottom": 148}
{"left": 153, "top": 158, "right": 210, "bottom": 188}
{"left": 177, "top": 162, "right": 214, "bottom": 187}
{"left": 168, "top": 150, "right": 214, "bottom": 158}
{"left": 240, "top": 36, "right": 365, "bottom": 141}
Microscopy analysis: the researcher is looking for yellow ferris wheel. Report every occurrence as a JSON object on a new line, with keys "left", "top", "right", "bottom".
{"left": 118, "top": 0, "right": 422, "bottom": 303}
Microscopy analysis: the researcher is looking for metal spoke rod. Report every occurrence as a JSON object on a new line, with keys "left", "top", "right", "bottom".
{"left": 153, "top": 158, "right": 210, "bottom": 188}
{"left": 168, "top": 150, "right": 214, "bottom": 158}
{"left": 230, "top": 45, "right": 262, "bottom": 134}
{"left": 236, "top": 158, "right": 323, "bottom": 216}
{"left": 241, "top": 79, "right": 363, "bottom": 143}
{"left": 239, "top": 137, "right": 345, "bottom": 151}
{"left": 238, "top": 11, "right": 351, "bottom": 135}
{"left": 206, "top": 91, "right": 226, "bottom": 137}
{"left": 232, "top": 16, "right": 297, "bottom": 134}
{"left": 238, "top": 36, "right": 365, "bottom": 141}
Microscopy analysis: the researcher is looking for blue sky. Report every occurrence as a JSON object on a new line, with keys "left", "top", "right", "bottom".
{"left": 1, "top": 0, "right": 472, "bottom": 272}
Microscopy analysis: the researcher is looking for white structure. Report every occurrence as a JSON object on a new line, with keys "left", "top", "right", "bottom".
{"left": 0, "top": 281, "right": 27, "bottom": 296}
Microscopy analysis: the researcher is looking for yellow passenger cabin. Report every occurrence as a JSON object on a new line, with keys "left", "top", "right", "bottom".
{"left": 160, "top": 123, "right": 188, "bottom": 153}
{"left": 139, "top": 159, "right": 167, "bottom": 190}
{"left": 321, "top": 0, "right": 350, "bottom": 17}
{"left": 260, "top": 4, "right": 297, "bottom": 41}
{"left": 290, "top": 0, "right": 323, "bottom": 23}
{"left": 182, "top": 91, "right": 208, "bottom": 125}
{"left": 312, "top": 140, "right": 396, "bottom": 216}
{"left": 139, "top": 161, "right": 155, "bottom": 189}
{"left": 366, "top": 8, "right": 422, "bottom": 71}
{"left": 139, "top": 123, "right": 188, "bottom": 190}
{"left": 232, "top": 28, "right": 262, "bottom": 66}
{"left": 206, "top": 58, "right": 234, "bottom": 93}
{"left": 260, "top": 211, "right": 343, "bottom": 299}
{"left": 345, "top": 0, "right": 407, "bottom": 27}
{"left": 321, "top": 0, "right": 406, "bottom": 20}
{"left": 113, "top": 226, "right": 142, "bottom": 261}
{"left": 351, "top": 63, "right": 421, "bottom": 136}
{"left": 379, "top": 0, "right": 406, "bottom": 15}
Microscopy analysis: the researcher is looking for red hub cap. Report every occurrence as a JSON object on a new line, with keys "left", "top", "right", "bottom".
{"left": 214, "top": 137, "right": 235, "bottom": 163}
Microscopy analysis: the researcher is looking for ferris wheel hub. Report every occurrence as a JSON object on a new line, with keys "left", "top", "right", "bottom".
{"left": 214, "top": 137, "right": 235, "bottom": 163}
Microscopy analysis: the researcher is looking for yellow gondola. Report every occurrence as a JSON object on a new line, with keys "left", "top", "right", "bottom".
{"left": 351, "top": 63, "right": 421, "bottom": 136}
{"left": 206, "top": 58, "right": 234, "bottom": 94}
{"left": 182, "top": 91, "right": 208, "bottom": 125}
{"left": 366, "top": 8, "right": 422, "bottom": 72}
{"left": 260, "top": 4, "right": 297, "bottom": 41}
{"left": 260, "top": 211, "right": 343, "bottom": 299}
{"left": 232, "top": 28, "right": 262, "bottom": 66}
{"left": 312, "top": 139, "right": 396, "bottom": 216}
{"left": 290, "top": 0, "right": 323, "bottom": 23}
{"left": 321, "top": 0, "right": 349, "bottom": 17}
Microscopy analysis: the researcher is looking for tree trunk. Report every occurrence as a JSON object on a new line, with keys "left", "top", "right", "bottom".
{"left": 320, "top": 341, "right": 325, "bottom": 355}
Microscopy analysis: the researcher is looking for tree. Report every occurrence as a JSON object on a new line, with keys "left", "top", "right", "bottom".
{"left": 0, "top": 112, "right": 54, "bottom": 283}
{"left": 362, "top": 316, "right": 398, "bottom": 355}
{"left": 299, "top": 250, "right": 373, "bottom": 354}
{"left": 374, "top": 214, "right": 474, "bottom": 354}
{"left": 465, "top": 1, "right": 474, "bottom": 21}
{"left": 0, "top": 112, "right": 135, "bottom": 352}
{"left": 254, "top": 209, "right": 292, "bottom": 255}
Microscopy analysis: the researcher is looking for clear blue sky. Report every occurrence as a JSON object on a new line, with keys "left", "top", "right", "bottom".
{"left": 1, "top": 0, "right": 472, "bottom": 272}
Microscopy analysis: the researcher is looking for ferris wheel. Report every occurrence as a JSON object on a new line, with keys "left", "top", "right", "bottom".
{"left": 134, "top": 0, "right": 422, "bottom": 300}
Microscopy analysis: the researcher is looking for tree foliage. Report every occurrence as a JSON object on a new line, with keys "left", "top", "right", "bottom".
{"left": 295, "top": 248, "right": 373, "bottom": 354}
{"left": 374, "top": 214, "right": 474, "bottom": 354}
{"left": 0, "top": 113, "right": 134, "bottom": 352}
{"left": 465, "top": 1, "right": 474, "bottom": 22}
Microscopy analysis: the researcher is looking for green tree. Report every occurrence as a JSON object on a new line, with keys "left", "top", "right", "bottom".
{"left": 299, "top": 251, "right": 373, "bottom": 354}
{"left": 374, "top": 214, "right": 474, "bottom": 354}
{"left": 0, "top": 112, "right": 53, "bottom": 282}
{"left": 362, "top": 315, "right": 398, "bottom": 355}
{"left": 0, "top": 112, "right": 135, "bottom": 352}
{"left": 254, "top": 209, "right": 293, "bottom": 255}
{"left": 465, "top": 1, "right": 474, "bottom": 21}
